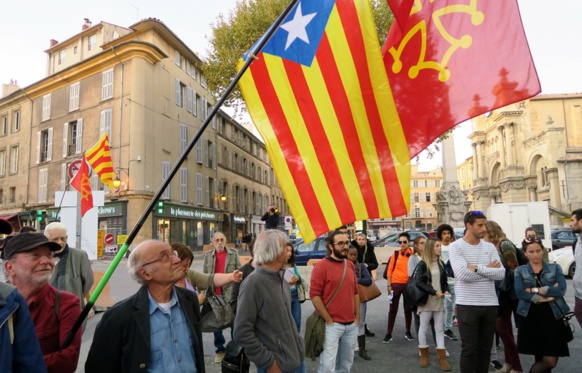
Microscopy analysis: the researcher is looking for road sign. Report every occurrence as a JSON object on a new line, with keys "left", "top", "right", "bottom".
{"left": 284, "top": 216, "right": 292, "bottom": 229}
{"left": 104, "top": 233, "right": 115, "bottom": 245}
{"left": 68, "top": 159, "right": 83, "bottom": 179}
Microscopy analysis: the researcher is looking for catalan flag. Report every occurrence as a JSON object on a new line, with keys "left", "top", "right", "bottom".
{"left": 85, "top": 133, "right": 115, "bottom": 189}
{"left": 70, "top": 154, "right": 93, "bottom": 217}
{"left": 238, "top": 0, "right": 410, "bottom": 243}
{"left": 383, "top": 0, "right": 541, "bottom": 157}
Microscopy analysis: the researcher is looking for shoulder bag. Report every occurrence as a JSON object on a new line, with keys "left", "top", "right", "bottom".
{"left": 404, "top": 262, "right": 429, "bottom": 307}
{"left": 305, "top": 260, "right": 347, "bottom": 360}
{"left": 357, "top": 263, "right": 382, "bottom": 302}
{"left": 294, "top": 265, "right": 307, "bottom": 303}
{"left": 200, "top": 284, "right": 235, "bottom": 333}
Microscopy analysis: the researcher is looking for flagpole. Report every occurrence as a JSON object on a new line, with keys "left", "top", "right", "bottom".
{"left": 60, "top": 0, "right": 299, "bottom": 350}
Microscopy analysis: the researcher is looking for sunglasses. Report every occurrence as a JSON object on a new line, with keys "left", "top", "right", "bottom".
{"left": 469, "top": 210, "right": 484, "bottom": 215}
{"left": 398, "top": 240, "right": 408, "bottom": 244}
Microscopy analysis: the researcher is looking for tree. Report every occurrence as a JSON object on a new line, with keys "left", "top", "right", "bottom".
{"left": 203, "top": 0, "right": 393, "bottom": 112}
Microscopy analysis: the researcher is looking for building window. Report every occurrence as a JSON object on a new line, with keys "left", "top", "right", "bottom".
{"left": 38, "top": 168, "right": 48, "bottom": 203}
{"left": 187, "top": 87, "right": 193, "bottom": 113}
{"left": 414, "top": 193, "right": 420, "bottom": 202}
{"left": 58, "top": 50, "right": 66, "bottom": 65}
{"left": 102, "top": 68, "right": 114, "bottom": 100}
{"left": 175, "top": 79, "right": 185, "bottom": 108}
{"left": 414, "top": 208, "right": 421, "bottom": 218}
{"left": 69, "top": 82, "right": 80, "bottom": 111}
{"left": 434, "top": 180, "right": 440, "bottom": 188}
{"left": 217, "top": 116, "right": 223, "bottom": 135}
{"left": 74, "top": 46, "right": 78, "bottom": 54}
{"left": 196, "top": 139, "right": 203, "bottom": 164}
{"left": 63, "top": 119, "right": 83, "bottom": 156}
{"left": 10, "top": 145, "right": 18, "bottom": 174}
{"left": 0, "top": 149, "right": 5, "bottom": 176}
{"left": 180, "top": 124, "right": 188, "bottom": 154}
{"left": 12, "top": 110, "right": 20, "bottom": 132}
{"left": 207, "top": 140, "right": 214, "bottom": 169}
{"left": 41, "top": 94, "right": 51, "bottom": 121}
{"left": 161, "top": 161, "right": 171, "bottom": 199}
{"left": 196, "top": 173, "right": 203, "bottom": 205}
{"left": 412, "top": 180, "right": 418, "bottom": 188}
{"left": 1, "top": 114, "right": 7, "bottom": 136}
{"left": 9, "top": 187, "right": 15, "bottom": 203}
{"left": 206, "top": 177, "right": 211, "bottom": 207}
{"left": 424, "top": 180, "right": 429, "bottom": 188}
{"left": 201, "top": 74, "right": 207, "bottom": 89}
{"left": 175, "top": 50, "right": 181, "bottom": 66}
{"left": 427, "top": 208, "right": 433, "bottom": 217}
{"left": 100, "top": 109, "right": 112, "bottom": 140}
{"left": 180, "top": 168, "right": 188, "bottom": 202}
{"left": 88, "top": 34, "right": 96, "bottom": 51}
{"left": 37, "top": 129, "right": 52, "bottom": 163}
{"left": 425, "top": 192, "right": 431, "bottom": 202}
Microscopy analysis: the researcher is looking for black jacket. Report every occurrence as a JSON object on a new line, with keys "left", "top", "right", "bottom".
{"left": 261, "top": 212, "right": 280, "bottom": 229}
{"left": 85, "top": 286, "right": 205, "bottom": 373}
{"left": 351, "top": 239, "right": 379, "bottom": 271}
{"left": 414, "top": 260, "right": 449, "bottom": 295}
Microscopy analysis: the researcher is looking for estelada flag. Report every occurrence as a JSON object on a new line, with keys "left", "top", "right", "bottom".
{"left": 70, "top": 154, "right": 93, "bottom": 217}
{"left": 383, "top": 0, "right": 541, "bottom": 157}
{"left": 85, "top": 133, "right": 115, "bottom": 189}
{"left": 238, "top": 0, "right": 410, "bottom": 243}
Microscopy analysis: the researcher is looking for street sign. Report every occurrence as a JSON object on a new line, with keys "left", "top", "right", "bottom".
{"left": 284, "top": 216, "right": 292, "bottom": 229}
{"left": 97, "top": 230, "right": 105, "bottom": 258}
{"left": 68, "top": 159, "right": 83, "bottom": 179}
{"left": 104, "top": 233, "right": 115, "bottom": 245}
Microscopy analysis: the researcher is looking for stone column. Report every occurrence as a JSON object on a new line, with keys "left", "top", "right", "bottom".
{"left": 472, "top": 143, "right": 479, "bottom": 179}
{"left": 480, "top": 141, "right": 487, "bottom": 180}
{"left": 504, "top": 123, "right": 513, "bottom": 166}
{"left": 498, "top": 126, "right": 506, "bottom": 168}
{"left": 547, "top": 168, "right": 561, "bottom": 209}
{"left": 528, "top": 186, "right": 537, "bottom": 202}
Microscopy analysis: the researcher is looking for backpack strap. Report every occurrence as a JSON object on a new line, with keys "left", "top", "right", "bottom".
{"left": 55, "top": 290, "right": 62, "bottom": 319}
{"left": 325, "top": 260, "right": 347, "bottom": 308}
{"left": 8, "top": 316, "right": 14, "bottom": 344}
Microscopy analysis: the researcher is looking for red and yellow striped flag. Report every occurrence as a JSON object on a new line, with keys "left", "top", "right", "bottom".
{"left": 238, "top": 0, "right": 410, "bottom": 243}
{"left": 85, "top": 133, "right": 115, "bottom": 189}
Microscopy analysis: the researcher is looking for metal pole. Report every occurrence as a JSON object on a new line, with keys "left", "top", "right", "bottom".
{"left": 60, "top": 0, "right": 299, "bottom": 350}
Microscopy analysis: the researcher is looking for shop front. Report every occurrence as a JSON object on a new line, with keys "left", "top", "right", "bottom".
{"left": 232, "top": 214, "right": 248, "bottom": 248}
{"left": 153, "top": 203, "right": 222, "bottom": 250}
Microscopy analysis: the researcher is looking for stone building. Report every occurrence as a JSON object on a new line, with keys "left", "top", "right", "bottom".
{"left": 0, "top": 19, "right": 287, "bottom": 248}
{"left": 457, "top": 156, "right": 474, "bottom": 209}
{"left": 469, "top": 93, "right": 582, "bottom": 226}
{"left": 402, "top": 164, "right": 443, "bottom": 231}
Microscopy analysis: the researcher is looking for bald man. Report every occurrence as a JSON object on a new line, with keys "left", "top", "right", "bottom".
{"left": 85, "top": 240, "right": 205, "bottom": 373}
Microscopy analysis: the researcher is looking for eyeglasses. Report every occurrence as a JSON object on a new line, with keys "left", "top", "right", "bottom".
{"left": 398, "top": 241, "right": 409, "bottom": 244}
{"left": 141, "top": 250, "right": 178, "bottom": 268}
{"left": 214, "top": 238, "right": 225, "bottom": 242}
{"left": 333, "top": 241, "right": 350, "bottom": 247}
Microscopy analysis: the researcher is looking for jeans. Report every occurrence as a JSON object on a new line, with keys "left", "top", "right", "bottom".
{"left": 318, "top": 322, "right": 358, "bottom": 373}
{"left": 387, "top": 282, "right": 412, "bottom": 334}
{"left": 418, "top": 310, "right": 445, "bottom": 348}
{"left": 358, "top": 302, "right": 367, "bottom": 336}
{"left": 290, "top": 289, "right": 302, "bottom": 333}
{"left": 444, "top": 282, "right": 455, "bottom": 330}
{"left": 457, "top": 305, "right": 498, "bottom": 373}
{"left": 214, "top": 330, "right": 226, "bottom": 353}
{"left": 496, "top": 300, "right": 522, "bottom": 371}
{"left": 257, "top": 361, "right": 306, "bottom": 373}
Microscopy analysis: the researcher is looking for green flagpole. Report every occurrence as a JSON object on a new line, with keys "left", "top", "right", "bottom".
{"left": 60, "top": 0, "right": 299, "bottom": 350}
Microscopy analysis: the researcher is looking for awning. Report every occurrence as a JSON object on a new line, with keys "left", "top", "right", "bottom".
{"left": 0, "top": 214, "right": 21, "bottom": 234}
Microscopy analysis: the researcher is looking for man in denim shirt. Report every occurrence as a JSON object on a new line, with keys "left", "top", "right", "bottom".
{"left": 86, "top": 240, "right": 204, "bottom": 373}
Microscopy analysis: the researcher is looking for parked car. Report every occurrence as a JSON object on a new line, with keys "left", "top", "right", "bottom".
{"left": 551, "top": 229, "right": 579, "bottom": 251}
{"left": 454, "top": 228, "right": 464, "bottom": 240}
{"left": 294, "top": 236, "right": 328, "bottom": 265}
{"left": 549, "top": 247, "right": 576, "bottom": 278}
{"left": 373, "top": 231, "right": 427, "bottom": 247}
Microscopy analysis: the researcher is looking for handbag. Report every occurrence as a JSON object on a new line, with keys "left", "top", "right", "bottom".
{"left": 404, "top": 262, "right": 429, "bottom": 307}
{"left": 294, "top": 265, "right": 307, "bottom": 303}
{"left": 305, "top": 260, "right": 347, "bottom": 360}
{"left": 200, "top": 287, "right": 235, "bottom": 333}
{"left": 221, "top": 340, "right": 250, "bottom": 373}
{"left": 357, "top": 263, "right": 382, "bottom": 302}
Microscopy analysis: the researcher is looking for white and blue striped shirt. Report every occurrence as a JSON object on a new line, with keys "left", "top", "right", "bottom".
{"left": 449, "top": 238, "right": 505, "bottom": 306}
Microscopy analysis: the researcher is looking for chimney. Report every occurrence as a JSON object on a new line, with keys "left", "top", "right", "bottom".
{"left": 49, "top": 39, "right": 58, "bottom": 47}
{"left": 82, "top": 18, "right": 92, "bottom": 30}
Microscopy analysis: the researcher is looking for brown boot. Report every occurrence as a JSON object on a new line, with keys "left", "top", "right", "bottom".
{"left": 419, "top": 346, "right": 429, "bottom": 368}
{"left": 436, "top": 348, "right": 451, "bottom": 371}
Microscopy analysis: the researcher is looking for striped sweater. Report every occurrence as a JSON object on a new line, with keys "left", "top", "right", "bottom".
{"left": 449, "top": 238, "right": 505, "bottom": 306}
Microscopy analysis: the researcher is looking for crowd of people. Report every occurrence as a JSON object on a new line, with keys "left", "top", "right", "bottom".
{"left": 1, "top": 208, "right": 581, "bottom": 373}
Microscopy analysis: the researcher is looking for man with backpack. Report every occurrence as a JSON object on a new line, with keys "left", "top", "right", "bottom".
{"left": 384, "top": 232, "right": 414, "bottom": 343}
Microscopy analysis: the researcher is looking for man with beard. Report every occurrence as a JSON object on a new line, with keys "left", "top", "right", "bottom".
{"left": 571, "top": 209, "right": 582, "bottom": 328}
{"left": 310, "top": 230, "right": 359, "bottom": 373}
{"left": 449, "top": 212, "right": 505, "bottom": 373}
{"left": 86, "top": 240, "right": 205, "bottom": 373}
{"left": 3, "top": 233, "right": 82, "bottom": 373}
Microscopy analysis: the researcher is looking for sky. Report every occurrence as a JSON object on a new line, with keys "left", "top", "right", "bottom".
{"left": 1, "top": 0, "right": 580, "bottom": 170}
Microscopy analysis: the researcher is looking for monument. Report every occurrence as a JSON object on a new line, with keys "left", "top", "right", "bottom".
{"left": 435, "top": 135, "right": 472, "bottom": 228}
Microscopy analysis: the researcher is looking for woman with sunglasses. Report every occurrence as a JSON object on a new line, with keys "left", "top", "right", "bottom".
{"left": 514, "top": 240, "right": 572, "bottom": 373}
{"left": 414, "top": 238, "right": 451, "bottom": 371}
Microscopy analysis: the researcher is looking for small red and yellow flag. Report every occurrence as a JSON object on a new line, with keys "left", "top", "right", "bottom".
{"left": 85, "top": 133, "right": 115, "bottom": 189}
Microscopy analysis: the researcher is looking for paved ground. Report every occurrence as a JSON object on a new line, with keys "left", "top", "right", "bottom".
{"left": 77, "top": 253, "right": 582, "bottom": 372}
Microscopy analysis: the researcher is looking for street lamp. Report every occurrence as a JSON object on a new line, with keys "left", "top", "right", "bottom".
{"left": 113, "top": 167, "right": 129, "bottom": 190}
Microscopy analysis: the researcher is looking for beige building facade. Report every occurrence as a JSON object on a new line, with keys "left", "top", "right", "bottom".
{"left": 0, "top": 19, "right": 287, "bottom": 248}
{"left": 469, "top": 93, "right": 582, "bottom": 226}
{"left": 401, "top": 164, "right": 442, "bottom": 231}
{"left": 456, "top": 156, "right": 474, "bottom": 209}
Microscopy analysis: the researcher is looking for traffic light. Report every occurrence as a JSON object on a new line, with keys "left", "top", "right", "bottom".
{"left": 37, "top": 210, "right": 43, "bottom": 221}
{"left": 157, "top": 201, "right": 164, "bottom": 214}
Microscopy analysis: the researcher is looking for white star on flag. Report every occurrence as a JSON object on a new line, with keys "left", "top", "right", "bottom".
{"left": 280, "top": 3, "right": 317, "bottom": 50}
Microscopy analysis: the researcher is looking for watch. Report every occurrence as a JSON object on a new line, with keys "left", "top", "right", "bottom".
{"left": 533, "top": 287, "right": 539, "bottom": 294}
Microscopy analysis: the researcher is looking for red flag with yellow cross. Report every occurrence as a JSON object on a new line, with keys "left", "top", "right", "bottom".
{"left": 70, "top": 154, "right": 93, "bottom": 217}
